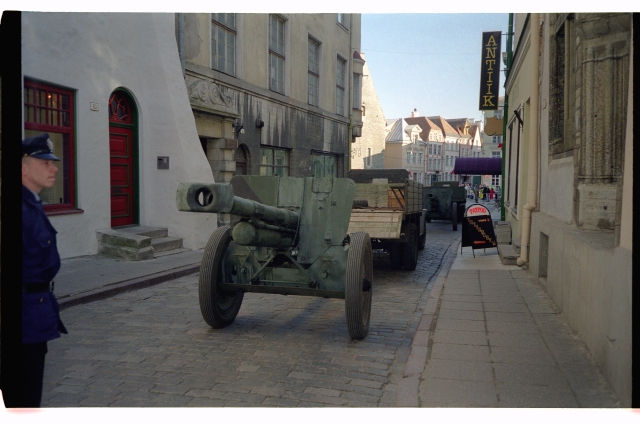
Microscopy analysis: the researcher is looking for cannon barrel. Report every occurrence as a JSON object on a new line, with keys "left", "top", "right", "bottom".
{"left": 176, "top": 182, "right": 299, "bottom": 232}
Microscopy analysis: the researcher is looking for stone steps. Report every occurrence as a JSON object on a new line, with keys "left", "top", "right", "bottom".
{"left": 96, "top": 226, "right": 185, "bottom": 261}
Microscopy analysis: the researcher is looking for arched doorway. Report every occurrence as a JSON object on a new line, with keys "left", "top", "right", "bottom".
{"left": 108, "top": 90, "right": 138, "bottom": 227}
{"left": 235, "top": 144, "right": 250, "bottom": 175}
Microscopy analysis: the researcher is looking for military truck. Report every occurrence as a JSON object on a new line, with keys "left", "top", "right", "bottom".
{"left": 423, "top": 181, "right": 467, "bottom": 231}
{"left": 347, "top": 169, "right": 426, "bottom": 271}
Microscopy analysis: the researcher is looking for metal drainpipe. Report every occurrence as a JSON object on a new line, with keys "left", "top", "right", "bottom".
{"left": 177, "top": 13, "right": 185, "bottom": 76}
{"left": 517, "top": 13, "right": 540, "bottom": 267}
{"left": 501, "top": 13, "right": 513, "bottom": 222}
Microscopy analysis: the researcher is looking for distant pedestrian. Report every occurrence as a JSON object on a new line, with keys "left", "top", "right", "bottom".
{"left": 479, "top": 187, "right": 484, "bottom": 201}
{"left": 483, "top": 186, "right": 490, "bottom": 201}
{"left": 16, "top": 133, "right": 68, "bottom": 408}
{"left": 490, "top": 188, "right": 495, "bottom": 200}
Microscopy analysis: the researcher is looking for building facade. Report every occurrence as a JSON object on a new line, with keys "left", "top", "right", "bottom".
{"left": 181, "top": 13, "right": 363, "bottom": 183}
{"left": 405, "top": 113, "right": 444, "bottom": 186}
{"left": 383, "top": 118, "right": 426, "bottom": 184}
{"left": 503, "top": 13, "right": 632, "bottom": 405}
{"left": 428, "top": 116, "right": 459, "bottom": 183}
{"left": 351, "top": 58, "right": 386, "bottom": 169}
{"left": 20, "top": 13, "right": 216, "bottom": 259}
{"left": 482, "top": 96, "right": 504, "bottom": 188}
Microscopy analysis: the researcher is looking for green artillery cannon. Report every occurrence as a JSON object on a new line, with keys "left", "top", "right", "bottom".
{"left": 423, "top": 181, "right": 467, "bottom": 231}
{"left": 176, "top": 175, "right": 373, "bottom": 339}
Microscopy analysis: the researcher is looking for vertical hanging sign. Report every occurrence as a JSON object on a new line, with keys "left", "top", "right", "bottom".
{"left": 478, "top": 31, "right": 502, "bottom": 111}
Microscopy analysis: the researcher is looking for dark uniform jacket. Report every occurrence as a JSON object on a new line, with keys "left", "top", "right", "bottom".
{"left": 22, "top": 185, "right": 67, "bottom": 344}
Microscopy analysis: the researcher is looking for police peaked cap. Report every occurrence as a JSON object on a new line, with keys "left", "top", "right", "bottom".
{"left": 22, "top": 133, "right": 60, "bottom": 161}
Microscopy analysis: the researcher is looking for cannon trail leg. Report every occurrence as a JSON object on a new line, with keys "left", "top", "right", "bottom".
{"left": 345, "top": 232, "right": 373, "bottom": 340}
{"left": 199, "top": 226, "right": 244, "bottom": 328}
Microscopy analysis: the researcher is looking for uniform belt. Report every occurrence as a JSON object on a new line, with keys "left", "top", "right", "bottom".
{"left": 23, "top": 281, "right": 54, "bottom": 293}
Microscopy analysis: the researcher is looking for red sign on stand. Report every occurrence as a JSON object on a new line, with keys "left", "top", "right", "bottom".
{"left": 461, "top": 203, "right": 498, "bottom": 256}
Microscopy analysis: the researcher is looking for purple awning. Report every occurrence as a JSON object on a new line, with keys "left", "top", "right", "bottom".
{"left": 453, "top": 158, "right": 502, "bottom": 175}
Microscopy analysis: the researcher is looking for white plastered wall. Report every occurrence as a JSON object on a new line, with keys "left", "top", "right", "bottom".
{"left": 22, "top": 13, "right": 215, "bottom": 258}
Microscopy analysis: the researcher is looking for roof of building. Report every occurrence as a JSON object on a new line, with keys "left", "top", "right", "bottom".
{"left": 427, "top": 116, "right": 459, "bottom": 137}
{"left": 404, "top": 116, "right": 441, "bottom": 142}
{"left": 385, "top": 119, "right": 405, "bottom": 142}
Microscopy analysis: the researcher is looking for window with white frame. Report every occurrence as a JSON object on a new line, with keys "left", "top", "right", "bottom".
{"left": 418, "top": 152, "right": 423, "bottom": 164}
{"left": 336, "top": 56, "right": 346, "bottom": 116}
{"left": 492, "top": 135, "right": 502, "bottom": 144}
{"left": 492, "top": 151, "right": 502, "bottom": 158}
{"left": 211, "top": 13, "right": 236, "bottom": 76}
{"left": 308, "top": 37, "right": 320, "bottom": 106}
{"left": 269, "top": 15, "right": 285, "bottom": 94}
{"left": 406, "top": 151, "right": 410, "bottom": 163}
{"left": 492, "top": 175, "right": 500, "bottom": 186}
{"left": 352, "top": 73, "right": 362, "bottom": 109}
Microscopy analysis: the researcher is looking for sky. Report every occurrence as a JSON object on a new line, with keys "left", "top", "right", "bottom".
{"left": 361, "top": 14, "right": 509, "bottom": 123}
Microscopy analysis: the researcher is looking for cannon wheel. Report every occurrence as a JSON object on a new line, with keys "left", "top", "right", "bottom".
{"left": 402, "top": 223, "right": 419, "bottom": 271}
{"left": 388, "top": 243, "right": 403, "bottom": 270}
{"left": 199, "top": 226, "right": 244, "bottom": 328}
{"left": 345, "top": 232, "right": 373, "bottom": 340}
{"left": 451, "top": 202, "right": 458, "bottom": 231}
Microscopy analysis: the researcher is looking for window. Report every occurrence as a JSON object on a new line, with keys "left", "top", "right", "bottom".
{"left": 437, "top": 145, "right": 441, "bottom": 155}
{"left": 549, "top": 13, "right": 575, "bottom": 157}
{"left": 312, "top": 152, "right": 338, "bottom": 177}
{"left": 260, "top": 147, "right": 289, "bottom": 176}
{"left": 24, "top": 79, "right": 76, "bottom": 213}
{"left": 492, "top": 151, "right": 502, "bottom": 158}
{"left": 492, "top": 135, "right": 502, "bottom": 144}
{"left": 413, "top": 134, "right": 418, "bottom": 143}
{"left": 269, "top": 15, "right": 285, "bottom": 94}
{"left": 337, "top": 13, "right": 349, "bottom": 29}
{"left": 308, "top": 38, "right": 320, "bottom": 106}
{"left": 412, "top": 152, "right": 417, "bottom": 164}
{"left": 336, "top": 56, "right": 346, "bottom": 116}
{"left": 418, "top": 152, "right": 423, "bottom": 164}
{"left": 492, "top": 175, "right": 500, "bottom": 186}
{"left": 352, "top": 73, "right": 362, "bottom": 109}
{"left": 211, "top": 13, "right": 236, "bottom": 76}
{"left": 406, "top": 152, "right": 411, "bottom": 163}
{"left": 495, "top": 109, "right": 504, "bottom": 119}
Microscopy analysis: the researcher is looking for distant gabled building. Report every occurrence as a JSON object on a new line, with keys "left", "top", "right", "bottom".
{"left": 427, "top": 116, "right": 459, "bottom": 183}
{"left": 405, "top": 111, "right": 444, "bottom": 185}
{"left": 384, "top": 118, "right": 426, "bottom": 184}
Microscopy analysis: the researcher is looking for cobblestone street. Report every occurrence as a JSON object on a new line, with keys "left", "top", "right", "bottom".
{"left": 41, "top": 221, "right": 461, "bottom": 407}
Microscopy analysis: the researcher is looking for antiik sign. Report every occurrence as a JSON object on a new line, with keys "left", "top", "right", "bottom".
{"left": 478, "top": 31, "right": 502, "bottom": 111}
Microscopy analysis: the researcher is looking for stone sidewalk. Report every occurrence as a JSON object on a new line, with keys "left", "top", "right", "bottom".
{"left": 398, "top": 247, "right": 621, "bottom": 407}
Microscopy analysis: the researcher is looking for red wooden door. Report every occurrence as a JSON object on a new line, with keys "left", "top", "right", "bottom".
{"left": 110, "top": 125, "right": 135, "bottom": 227}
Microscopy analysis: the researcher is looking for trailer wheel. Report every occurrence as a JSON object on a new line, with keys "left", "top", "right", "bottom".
{"left": 345, "top": 232, "right": 373, "bottom": 340}
{"left": 199, "top": 226, "right": 244, "bottom": 328}
{"left": 388, "top": 243, "right": 403, "bottom": 270}
{"left": 402, "top": 223, "right": 419, "bottom": 271}
{"left": 451, "top": 202, "right": 458, "bottom": 231}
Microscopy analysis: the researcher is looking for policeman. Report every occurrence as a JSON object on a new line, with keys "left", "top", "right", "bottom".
{"left": 20, "top": 133, "right": 68, "bottom": 408}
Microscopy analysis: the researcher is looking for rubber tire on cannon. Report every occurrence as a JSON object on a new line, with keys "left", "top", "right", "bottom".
{"left": 345, "top": 232, "right": 373, "bottom": 340}
{"left": 199, "top": 226, "right": 244, "bottom": 328}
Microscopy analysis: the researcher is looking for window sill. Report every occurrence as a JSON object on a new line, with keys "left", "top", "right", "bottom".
{"left": 45, "top": 208, "right": 85, "bottom": 216}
